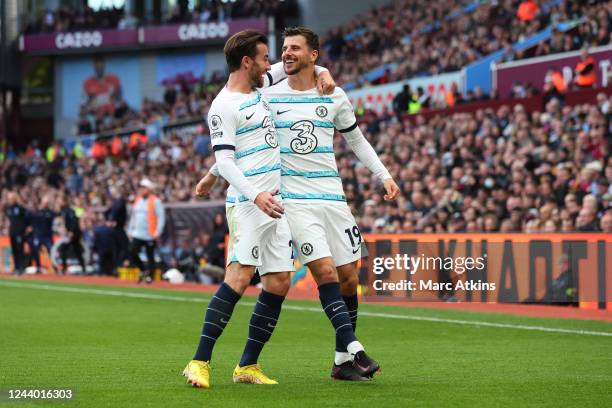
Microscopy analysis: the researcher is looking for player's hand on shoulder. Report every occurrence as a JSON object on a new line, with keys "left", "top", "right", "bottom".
{"left": 254, "top": 191, "right": 284, "bottom": 219}
{"left": 194, "top": 172, "right": 218, "bottom": 198}
{"left": 383, "top": 178, "right": 400, "bottom": 201}
{"left": 317, "top": 71, "right": 336, "bottom": 95}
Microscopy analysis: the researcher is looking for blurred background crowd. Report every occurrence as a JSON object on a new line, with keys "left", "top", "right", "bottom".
{"left": 0, "top": 0, "right": 610, "bottom": 279}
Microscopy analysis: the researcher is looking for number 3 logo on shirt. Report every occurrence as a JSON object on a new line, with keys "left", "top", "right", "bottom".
{"left": 290, "top": 120, "right": 318, "bottom": 154}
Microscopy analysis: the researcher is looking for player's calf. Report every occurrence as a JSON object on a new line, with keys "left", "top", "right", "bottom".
{"left": 238, "top": 288, "right": 286, "bottom": 367}
{"left": 336, "top": 262, "right": 360, "bottom": 365}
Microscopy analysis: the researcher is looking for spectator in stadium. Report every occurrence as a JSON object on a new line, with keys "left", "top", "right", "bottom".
{"left": 193, "top": 232, "right": 226, "bottom": 283}
{"left": 128, "top": 178, "right": 165, "bottom": 283}
{"left": 92, "top": 214, "right": 116, "bottom": 276}
{"left": 175, "top": 239, "right": 199, "bottom": 283}
{"left": 393, "top": 85, "right": 411, "bottom": 117}
{"left": 27, "top": 195, "right": 57, "bottom": 273}
{"left": 601, "top": 212, "right": 612, "bottom": 233}
{"left": 575, "top": 207, "right": 600, "bottom": 232}
{"left": 416, "top": 87, "right": 431, "bottom": 109}
{"left": 105, "top": 184, "right": 130, "bottom": 267}
{"left": 538, "top": 254, "right": 577, "bottom": 306}
{"left": 517, "top": 0, "right": 540, "bottom": 22}
{"left": 4, "top": 192, "right": 29, "bottom": 274}
{"left": 59, "top": 195, "right": 87, "bottom": 274}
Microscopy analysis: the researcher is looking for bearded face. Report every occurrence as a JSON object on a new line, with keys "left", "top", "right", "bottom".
{"left": 282, "top": 35, "right": 317, "bottom": 75}
{"left": 248, "top": 43, "right": 270, "bottom": 88}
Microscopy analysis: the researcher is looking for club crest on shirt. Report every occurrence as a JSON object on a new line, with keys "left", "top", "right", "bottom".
{"left": 316, "top": 106, "right": 328, "bottom": 118}
{"left": 301, "top": 243, "right": 313, "bottom": 256}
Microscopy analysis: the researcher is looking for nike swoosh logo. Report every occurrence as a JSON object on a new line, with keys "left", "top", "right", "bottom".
{"left": 276, "top": 109, "right": 290, "bottom": 115}
{"left": 220, "top": 318, "right": 228, "bottom": 324}
{"left": 352, "top": 247, "right": 360, "bottom": 254}
{"left": 332, "top": 305, "right": 342, "bottom": 312}
{"left": 267, "top": 323, "right": 275, "bottom": 329}
{"left": 246, "top": 112, "right": 254, "bottom": 120}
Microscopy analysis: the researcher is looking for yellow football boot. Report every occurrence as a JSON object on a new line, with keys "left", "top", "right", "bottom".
{"left": 232, "top": 364, "right": 278, "bottom": 385}
{"left": 183, "top": 360, "right": 211, "bottom": 388}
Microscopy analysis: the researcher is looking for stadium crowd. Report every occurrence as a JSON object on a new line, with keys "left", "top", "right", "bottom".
{"left": 21, "top": 0, "right": 297, "bottom": 33}
{"left": 2, "top": 91, "right": 611, "bottom": 280}
{"left": 319, "top": 0, "right": 611, "bottom": 89}
{"left": 0, "top": 136, "right": 228, "bottom": 279}
{"left": 2, "top": 90, "right": 611, "bottom": 242}
{"left": 6, "top": 0, "right": 611, "bottom": 279}
{"left": 345, "top": 92, "right": 612, "bottom": 234}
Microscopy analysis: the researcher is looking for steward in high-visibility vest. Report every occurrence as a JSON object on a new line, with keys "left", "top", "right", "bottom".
{"left": 408, "top": 98, "right": 421, "bottom": 114}
{"left": 111, "top": 135, "right": 123, "bottom": 156}
{"left": 575, "top": 49, "right": 596, "bottom": 88}
{"left": 127, "top": 178, "right": 165, "bottom": 283}
{"left": 551, "top": 70, "right": 567, "bottom": 94}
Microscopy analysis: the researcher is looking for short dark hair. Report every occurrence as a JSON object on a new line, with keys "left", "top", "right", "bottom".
{"left": 282, "top": 26, "right": 320, "bottom": 53}
{"left": 224, "top": 30, "right": 268, "bottom": 72}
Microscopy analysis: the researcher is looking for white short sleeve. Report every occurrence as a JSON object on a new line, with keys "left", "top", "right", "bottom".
{"left": 333, "top": 88, "right": 358, "bottom": 133}
{"left": 208, "top": 104, "right": 237, "bottom": 151}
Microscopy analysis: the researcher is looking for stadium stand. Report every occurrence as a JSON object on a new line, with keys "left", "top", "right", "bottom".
{"left": 319, "top": 0, "right": 611, "bottom": 89}
{"left": 68, "top": 0, "right": 612, "bottom": 136}
{"left": 21, "top": 0, "right": 297, "bottom": 33}
{"left": 2, "top": 91, "right": 610, "bottom": 237}
{"left": 2, "top": 0, "right": 610, "bottom": 275}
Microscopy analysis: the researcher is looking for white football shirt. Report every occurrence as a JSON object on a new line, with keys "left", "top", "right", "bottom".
{"left": 263, "top": 81, "right": 358, "bottom": 204}
{"left": 208, "top": 87, "right": 280, "bottom": 207}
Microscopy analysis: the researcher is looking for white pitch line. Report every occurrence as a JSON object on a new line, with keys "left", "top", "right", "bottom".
{"left": 1, "top": 280, "right": 611, "bottom": 338}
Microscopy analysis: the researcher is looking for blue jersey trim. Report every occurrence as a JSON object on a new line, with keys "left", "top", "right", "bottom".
{"left": 236, "top": 123, "right": 263, "bottom": 135}
{"left": 243, "top": 163, "right": 281, "bottom": 177}
{"left": 281, "top": 192, "right": 346, "bottom": 202}
{"left": 268, "top": 96, "right": 334, "bottom": 104}
{"left": 281, "top": 169, "right": 340, "bottom": 178}
{"left": 239, "top": 92, "right": 261, "bottom": 110}
{"left": 274, "top": 120, "right": 335, "bottom": 129}
{"left": 280, "top": 146, "right": 334, "bottom": 154}
{"left": 235, "top": 144, "right": 274, "bottom": 159}
{"left": 226, "top": 195, "right": 250, "bottom": 203}
{"left": 226, "top": 192, "right": 281, "bottom": 203}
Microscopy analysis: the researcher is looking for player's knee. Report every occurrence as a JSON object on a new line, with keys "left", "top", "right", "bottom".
{"left": 262, "top": 272, "right": 290, "bottom": 296}
{"left": 224, "top": 274, "right": 249, "bottom": 294}
{"left": 339, "top": 272, "right": 358, "bottom": 295}
{"left": 223, "top": 265, "right": 253, "bottom": 295}
{"left": 314, "top": 263, "right": 338, "bottom": 285}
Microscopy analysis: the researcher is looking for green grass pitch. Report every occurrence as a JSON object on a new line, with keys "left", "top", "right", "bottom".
{"left": 0, "top": 279, "right": 611, "bottom": 407}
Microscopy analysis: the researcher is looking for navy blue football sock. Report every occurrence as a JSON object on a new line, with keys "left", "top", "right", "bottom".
{"left": 193, "top": 282, "right": 241, "bottom": 362}
{"left": 336, "top": 294, "right": 358, "bottom": 352}
{"left": 318, "top": 282, "right": 358, "bottom": 350}
{"left": 239, "top": 290, "right": 285, "bottom": 367}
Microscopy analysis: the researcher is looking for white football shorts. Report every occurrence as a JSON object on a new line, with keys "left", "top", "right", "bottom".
{"left": 226, "top": 203, "right": 295, "bottom": 275}
{"left": 284, "top": 202, "right": 362, "bottom": 266}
